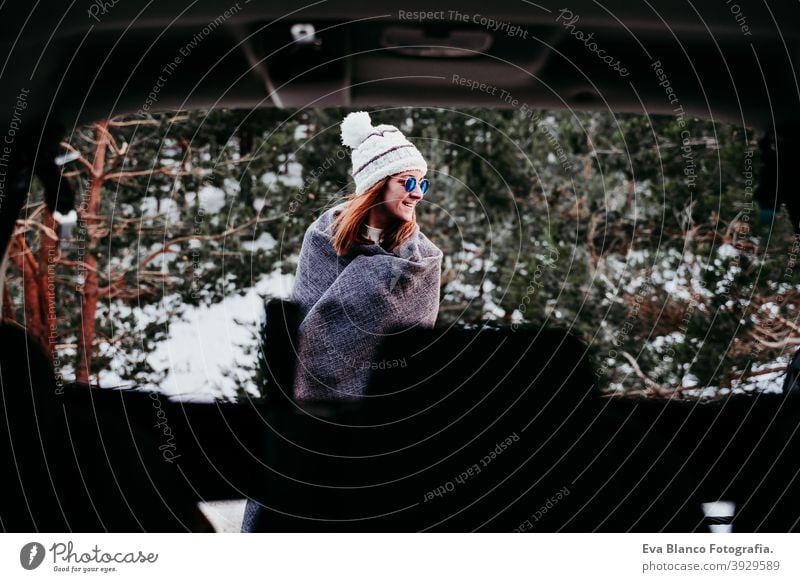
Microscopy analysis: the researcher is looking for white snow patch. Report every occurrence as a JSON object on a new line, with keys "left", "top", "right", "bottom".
{"left": 242, "top": 232, "right": 277, "bottom": 252}
{"left": 187, "top": 185, "right": 227, "bottom": 213}
{"left": 224, "top": 177, "right": 242, "bottom": 195}
{"left": 260, "top": 163, "right": 304, "bottom": 189}
{"left": 147, "top": 268, "right": 295, "bottom": 400}
{"left": 260, "top": 172, "right": 278, "bottom": 189}
{"left": 140, "top": 197, "right": 180, "bottom": 223}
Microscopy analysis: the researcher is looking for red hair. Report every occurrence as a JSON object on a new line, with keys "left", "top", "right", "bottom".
{"left": 331, "top": 176, "right": 418, "bottom": 256}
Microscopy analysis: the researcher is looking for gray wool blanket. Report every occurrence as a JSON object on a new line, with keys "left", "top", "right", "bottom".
{"left": 292, "top": 204, "right": 443, "bottom": 400}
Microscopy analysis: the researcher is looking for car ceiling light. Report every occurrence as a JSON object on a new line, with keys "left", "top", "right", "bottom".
{"left": 291, "top": 23, "right": 317, "bottom": 45}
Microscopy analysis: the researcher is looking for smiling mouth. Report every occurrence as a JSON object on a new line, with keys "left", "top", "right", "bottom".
{"left": 402, "top": 201, "right": 415, "bottom": 208}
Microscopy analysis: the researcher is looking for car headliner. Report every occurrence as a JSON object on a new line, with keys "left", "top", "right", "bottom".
{"left": 0, "top": 1, "right": 797, "bottom": 131}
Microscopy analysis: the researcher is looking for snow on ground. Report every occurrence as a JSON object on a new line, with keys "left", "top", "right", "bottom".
{"left": 148, "top": 268, "right": 295, "bottom": 401}
{"left": 97, "top": 267, "right": 295, "bottom": 400}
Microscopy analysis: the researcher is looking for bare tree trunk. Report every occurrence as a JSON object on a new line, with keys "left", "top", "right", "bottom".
{"left": 9, "top": 234, "right": 42, "bottom": 341}
{"left": 75, "top": 253, "right": 98, "bottom": 384}
{"left": 75, "top": 122, "right": 108, "bottom": 385}
{"left": 38, "top": 207, "right": 57, "bottom": 355}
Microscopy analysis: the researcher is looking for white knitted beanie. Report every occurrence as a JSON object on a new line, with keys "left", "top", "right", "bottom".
{"left": 340, "top": 111, "right": 428, "bottom": 196}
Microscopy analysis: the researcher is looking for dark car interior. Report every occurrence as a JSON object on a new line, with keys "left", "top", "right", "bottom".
{"left": 1, "top": 1, "right": 800, "bottom": 532}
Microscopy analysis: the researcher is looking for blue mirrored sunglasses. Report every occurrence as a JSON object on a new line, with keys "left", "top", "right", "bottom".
{"left": 400, "top": 176, "right": 429, "bottom": 195}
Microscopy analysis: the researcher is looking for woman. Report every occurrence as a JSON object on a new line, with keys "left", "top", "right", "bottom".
{"left": 241, "top": 112, "right": 442, "bottom": 531}
{"left": 291, "top": 111, "right": 443, "bottom": 400}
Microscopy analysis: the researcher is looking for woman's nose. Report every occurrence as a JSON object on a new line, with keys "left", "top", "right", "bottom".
{"left": 408, "top": 187, "right": 423, "bottom": 199}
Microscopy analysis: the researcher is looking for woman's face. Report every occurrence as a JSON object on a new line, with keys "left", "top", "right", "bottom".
{"left": 376, "top": 170, "right": 425, "bottom": 224}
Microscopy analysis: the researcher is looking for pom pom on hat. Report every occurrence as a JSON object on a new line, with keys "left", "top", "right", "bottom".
{"left": 340, "top": 111, "right": 374, "bottom": 148}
